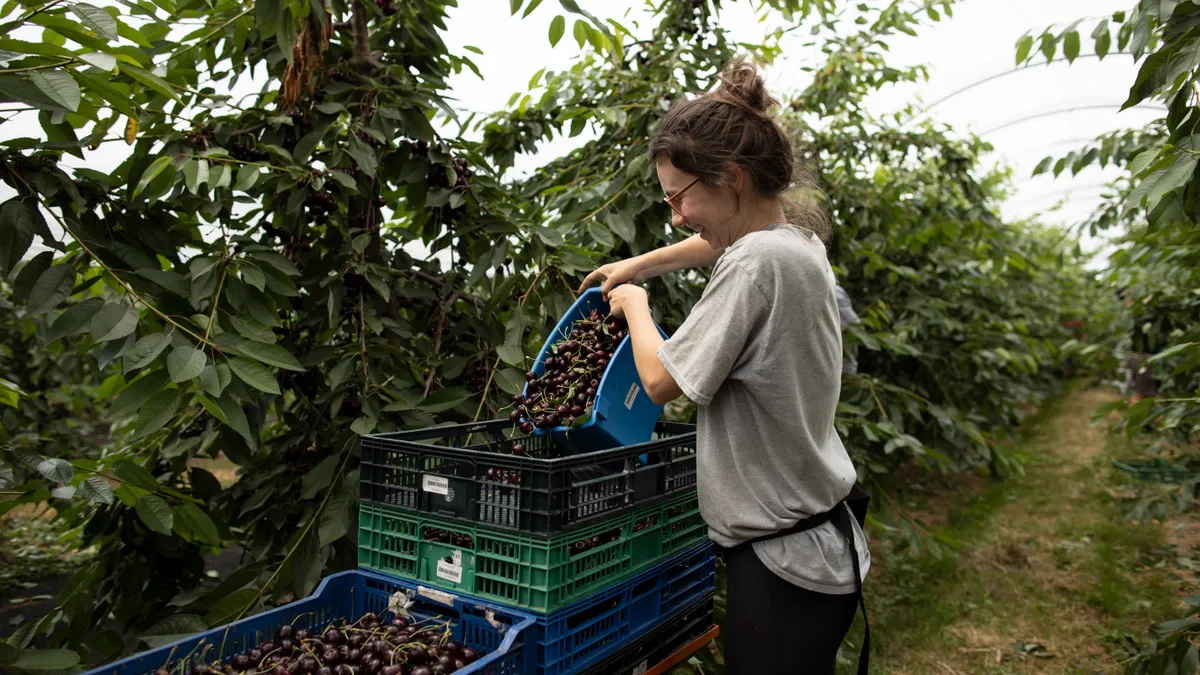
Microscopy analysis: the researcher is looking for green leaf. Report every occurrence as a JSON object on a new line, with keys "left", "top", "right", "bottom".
{"left": 300, "top": 454, "right": 339, "bottom": 500}
{"left": 318, "top": 480, "right": 354, "bottom": 546}
{"left": 135, "top": 494, "right": 173, "bottom": 535}
{"left": 586, "top": 220, "right": 614, "bottom": 248}
{"left": 35, "top": 458, "right": 73, "bottom": 483}
{"left": 494, "top": 368, "right": 525, "bottom": 395}
{"left": 0, "top": 197, "right": 37, "bottom": 274}
{"left": 1063, "top": 30, "right": 1080, "bottom": 62}
{"left": 78, "top": 476, "right": 115, "bottom": 506}
{"left": 1147, "top": 155, "right": 1198, "bottom": 210}
{"left": 1039, "top": 33, "right": 1055, "bottom": 61}
{"left": 1129, "top": 148, "right": 1160, "bottom": 176}
{"left": 11, "top": 252, "right": 52, "bottom": 304}
{"left": 51, "top": 485, "right": 76, "bottom": 499}
{"left": 233, "top": 340, "right": 304, "bottom": 371}
{"left": 109, "top": 370, "right": 169, "bottom": 419}
{"left": 604, "top": 210, "right": 636, "bottom": 243}
{"left": 134, "top": 155, "right": 173, "bottom": 197}
{"left": 140, "top": 615, "right": 208, "bottom": 649}
{"left": 292, "top": 535, "right": 321, "bottom": 598}
{"left": 293, "top": 128, "right": 325, "bottom": 164}
{"left": 1095, "top": 27, "right": 1111, "bottom": 59}
{"left": 70, "top": 2, "right": 119, "bottom": 40}
{"left": 112, "top": 456, "right": 162, "bottom": 487}
{"left": 89, "top": 303, "right": 139, "bottom": 342}
{"left": 217, "top": 393, "right": 253, "bottom": 444}
{"left": 123, "top": 333, "right": 171, "bottom": 372}
{"left": 78, "top": 52, "right": 116, "bottom": 71}
{"left": 350, "top": 414, "right": 376, "bottom": 435}
{"left": 510, "top": 0, "right": 521, "bottom": 13}
{"left": 174, "top": 503, "right": 220, "bottom": 545}
{"left": 573, "top": 18, "right": 587, "bottom": 48}
{"left": 119, "top": 63, "right": 180, "bottom": 102}
{"left": 235, "top": 164, "right": 259, "bottom": 191}
{"left": 252, "top": 251, "right": 301, "bottom": 277}
{"left": 29, "top": 70, "right": 80, "bottom": 112}
{"left": 167, "top": 345, "right": 206, "bottom": 383}
{"left": 47, "top": 297, "right": 104, "bottom": 343}
{"left": 230, "top": 315, "right": 276, "bottom": 343}
{"left": 11, "top": 649, "right": 81, "bottom": 670}
{"left": 346, "top": 136, "right": 378, "bottom": 178}
{"left": 134, "top": 388, "right": 181, "bottom": 438}
{"left": 228, "top": 356, "right": 281, "bottom": 394}
{"left": 548, "top": 14, "right": 565, "bottom": 46}
{"left": 204, "top": 587, "right": 257, "bottom": 626}
{"left": 26, "top": 263, "right": 75, "bottom": 315}
{"left": 522, "top": 0, "right": 543, "bottom": 17}
{"left": 241, "top": 264, "right": 265, "bottom": 290}
{"left": 418, "top": 387, "right": 472, "bottom": 413}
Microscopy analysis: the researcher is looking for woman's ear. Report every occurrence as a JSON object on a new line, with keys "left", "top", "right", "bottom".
{"left": 725, "top": 162, "right": 747, "bottom": 194}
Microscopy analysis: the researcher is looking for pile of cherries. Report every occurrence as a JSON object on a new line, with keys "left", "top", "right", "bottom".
{"left": 170, "top": 613, "right": 480, "bottom": 675}
{"left": 507, "top": 311, "right": 628, "bottom": 445}
{"left": 421, "top": 527, "right": 473, "bottom": 549}
{"left": 568, "top": 526, "right": 622, "bottom": 558}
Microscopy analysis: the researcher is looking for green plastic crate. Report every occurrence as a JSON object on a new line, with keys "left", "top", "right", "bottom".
{"left": 358, "top": 491, "right": 706, "bottom": 613}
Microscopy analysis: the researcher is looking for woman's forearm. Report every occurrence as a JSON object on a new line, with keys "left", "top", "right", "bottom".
{"left": 636, "top": 233, "right": 722, "bottom": 279}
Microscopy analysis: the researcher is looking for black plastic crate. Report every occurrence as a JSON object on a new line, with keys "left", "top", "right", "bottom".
{"left": 580, "top": 593, "right": 716, "bottom": 675}
{"left": 360, "top": 419, "right": 697, "bottom": 535}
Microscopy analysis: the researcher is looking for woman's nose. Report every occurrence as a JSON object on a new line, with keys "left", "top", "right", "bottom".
{"left": 671, "top": 210, "right": 685, "bottom": 228}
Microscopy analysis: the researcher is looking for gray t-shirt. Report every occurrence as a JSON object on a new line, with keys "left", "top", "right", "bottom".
{"left": 657, "top": 223, "right": 870, "bottom": 595}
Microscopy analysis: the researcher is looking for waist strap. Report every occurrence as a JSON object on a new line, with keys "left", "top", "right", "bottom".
{"left": 726, "top": 482, "right": 871, "bottom": 675}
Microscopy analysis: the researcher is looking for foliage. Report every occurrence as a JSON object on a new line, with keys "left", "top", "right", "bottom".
{"left": 1016, "top": 3, "right": 1200, "bottom": 673}
{"left": 1017, "top": 2, "right": 1200, "bottom": 443}
{"left": 0, "top": 0, "right": 1103, "bottom": 667}
{"left": 1122, "top": 593, "right": 1200, "bottom": 675}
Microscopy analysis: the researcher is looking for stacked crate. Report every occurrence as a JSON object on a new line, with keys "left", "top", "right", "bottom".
{"left": 357, "top": 414, "right": 715, "bottom": 674}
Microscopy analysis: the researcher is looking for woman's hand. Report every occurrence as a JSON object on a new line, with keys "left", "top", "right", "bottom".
{"left": 607, "top": 284, "right": 649, "bottom": 320}
{"left": 578, "top": 258, "right": 645, "bottom": 298}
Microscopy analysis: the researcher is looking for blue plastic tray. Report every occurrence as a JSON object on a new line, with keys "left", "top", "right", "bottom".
{"left": 525, "top": 288, "right": 670, "bottom": 454}
{"left": 531, "top": 539, "right": 716, "bottom": 675}
{"left": 81, "top": 570, "right": 536, "bottom": 675}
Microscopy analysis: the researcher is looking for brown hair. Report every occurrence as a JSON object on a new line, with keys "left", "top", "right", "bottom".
{"left": 648, "top": 56, "right": 829, "bottom": 238}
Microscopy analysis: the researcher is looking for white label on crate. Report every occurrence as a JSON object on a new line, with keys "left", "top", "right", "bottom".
{"left": 417, "top": 586, "right": 457, "bottom": 606}
{"left": 436, "top": 559, "right": 463, "bottom": 584}
{"left": 624, "top": 383, "right": 640, "bottom": 410}
{"left": 632, "top": 660, "right": 648, "bottom": 675}
{"left": 422, "top": 474, "right": 449, "bottom": 495}
{"left": 452, "top": 550, "right": 462, "bottom": 566}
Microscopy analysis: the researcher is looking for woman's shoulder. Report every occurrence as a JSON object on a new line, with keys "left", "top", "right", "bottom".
{"left": 724, "top": 224, "right": 831, "bottom": 280}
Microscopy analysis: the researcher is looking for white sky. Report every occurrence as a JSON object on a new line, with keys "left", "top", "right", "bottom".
{"left": 2, "top": 0, "right": 1156, "bottom": 268}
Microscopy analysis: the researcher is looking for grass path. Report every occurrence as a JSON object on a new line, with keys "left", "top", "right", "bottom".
{"left": 849, "top": 383, "right": 1199, "bottom": 674}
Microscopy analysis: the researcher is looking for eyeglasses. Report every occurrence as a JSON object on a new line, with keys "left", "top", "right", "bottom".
{"left": 664, "top": 176, "right": 700, "bottom": 216}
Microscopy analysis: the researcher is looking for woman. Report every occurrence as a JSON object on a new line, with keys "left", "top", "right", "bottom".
{"left": 579, "top": 57, "right": 870, "bottom": 675}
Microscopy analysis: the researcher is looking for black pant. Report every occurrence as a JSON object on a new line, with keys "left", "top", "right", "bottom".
{"left": 722, "top": 543, "right": 859, "bottom": 674}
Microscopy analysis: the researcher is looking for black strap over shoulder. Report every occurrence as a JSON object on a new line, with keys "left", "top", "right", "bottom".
{"left": 727, "top": 482, "right": 871, "bottom": 675}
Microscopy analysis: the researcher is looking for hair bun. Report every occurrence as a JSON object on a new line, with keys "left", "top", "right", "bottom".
{"left": 714, "top": 56, "right": 777, "bottom": 114}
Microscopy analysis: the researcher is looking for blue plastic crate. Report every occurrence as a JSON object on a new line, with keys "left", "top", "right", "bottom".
{"left": 525, "top": 288, "right": 670, "bottom": 454}
{"left": 530, "top": 539, "right": 716, "bottom": 675}
{"left": 81, "top": 570, "right": 536, "bottom": 675}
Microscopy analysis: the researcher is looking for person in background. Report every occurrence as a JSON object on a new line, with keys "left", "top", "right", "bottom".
{"left": 834, "top": 283, "right": 860, "bottom": 375}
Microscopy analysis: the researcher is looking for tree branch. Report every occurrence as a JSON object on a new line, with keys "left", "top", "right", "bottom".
{"left": 350, "top": 0, "right": 382, "bottom": 71}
